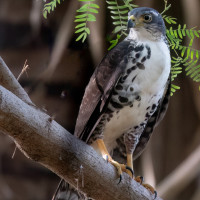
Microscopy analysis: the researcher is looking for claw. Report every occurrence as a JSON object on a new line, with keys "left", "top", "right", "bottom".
{"left": 139, "top": 176, "right": 144, "bottom": 184}
{"left": 142, "top": 183, "right": 157, "bottom": 198}
{"left": 125, "top": 166, "right": 134, "bottom": 178}
{"left": 154, "top": 191, "right": 157, "bottom": 199}
{"left": 118, "top": 174, "right": 122, "bottom": 185}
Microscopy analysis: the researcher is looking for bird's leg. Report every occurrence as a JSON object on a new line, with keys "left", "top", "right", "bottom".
{"left": 95, "top": 139, "right": 128, "bottom": 179}
{"left": 124, "top": 132, "right": 157, "bottom": 197}
{"left": 126, "top": 153, "right": 143, "bottom": 183}
{"left": 126, "top": 153, "right": 133, "bottom": 177}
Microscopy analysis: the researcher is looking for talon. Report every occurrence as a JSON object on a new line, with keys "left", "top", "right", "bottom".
{"left": 154, "top": 191, "right": 157, "bottom": 199}
{"left": 142, "top": 183, "right": 157, "bottom": 198}
{"left": 135, "top": 175, "right": 143, "bottom": 184}
{"left": 118, "top": 174, "right": 122, "bottom": 184}
{"left": 140, "top": 176, "right": 144, "bottom": 184}
{"left": 125, "top": 166, "right": 134, "bottom": 178}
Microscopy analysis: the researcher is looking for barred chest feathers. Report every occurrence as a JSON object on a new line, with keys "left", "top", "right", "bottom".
{"left": 101, "top": 39, "right": 171, "bottom": 153}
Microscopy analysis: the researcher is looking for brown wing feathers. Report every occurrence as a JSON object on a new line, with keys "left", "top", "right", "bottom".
{"left": 74, "top": 40, "right": 131, "bottom": 143}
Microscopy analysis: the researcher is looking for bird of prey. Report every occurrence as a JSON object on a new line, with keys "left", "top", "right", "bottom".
{"left": 54, "top": 7, "right": 171, "bottom": 199}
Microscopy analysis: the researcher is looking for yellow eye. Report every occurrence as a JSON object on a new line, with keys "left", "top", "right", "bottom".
{"left": 143, "top": 14, "right": 152, "bottom": 22}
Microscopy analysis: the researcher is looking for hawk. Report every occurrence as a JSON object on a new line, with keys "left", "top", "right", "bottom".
{"left": 54, "top": 7, "right": 171, "bottom": 199}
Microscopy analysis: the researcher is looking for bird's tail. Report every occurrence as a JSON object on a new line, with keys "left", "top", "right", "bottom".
{"left": 52, "top": 179, "right": 89, "bottom": 200}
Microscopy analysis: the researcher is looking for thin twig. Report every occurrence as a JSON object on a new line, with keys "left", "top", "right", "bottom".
{"left": 161, "top": 0, "right": 171, "bottom": 15}
{"left": 0, "top": 57, "right": 33, "bottom": 106}
{"left": 17, "top": 59, "right": 29, "bottom": 81}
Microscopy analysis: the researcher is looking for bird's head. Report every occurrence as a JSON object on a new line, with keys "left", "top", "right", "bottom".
{"left": 127, "top": 7, "right": 166, "bottom": 41}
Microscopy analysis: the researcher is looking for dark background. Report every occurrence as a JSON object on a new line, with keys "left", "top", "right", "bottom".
{"left": 0, "top": 0, "right": 200, "bottom": 199}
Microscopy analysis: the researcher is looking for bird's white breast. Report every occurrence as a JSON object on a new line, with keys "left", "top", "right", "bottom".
{"left": 103, "top": 39, "right": 171, "bottom": 153}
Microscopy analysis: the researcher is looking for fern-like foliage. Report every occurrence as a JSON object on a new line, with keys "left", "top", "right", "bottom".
{"left": 165, "top": 17, "right": 200, "bottom": 95}
{"left": 43, "top": 0, "right": 64, "bottom": 19}
{"left": 106, "top": 0, "right": 137, "bottom": 50}
{"left": 74, "top": 0, "right": 99, "bottom": 42}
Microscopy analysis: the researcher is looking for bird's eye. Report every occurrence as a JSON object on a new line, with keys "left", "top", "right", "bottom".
{"left": 143, "top": 14, "right": 152, "bottom": 22}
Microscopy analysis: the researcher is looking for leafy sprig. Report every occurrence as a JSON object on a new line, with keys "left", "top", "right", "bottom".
{"left": 106, "top": 0, "right": 137, "bottom": 50}
{"left": 43, "top": 0, "right": 64, "bottom": 19}
{"left": 165, "top": 17, "right": 200, "bottom": 94}
{"left": 74, "top": 0, "right": 99, "bottom": 42}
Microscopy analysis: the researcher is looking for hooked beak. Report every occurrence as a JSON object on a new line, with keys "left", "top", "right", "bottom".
{"left": 127, "top": 15, "right": 136, "bottom": 29}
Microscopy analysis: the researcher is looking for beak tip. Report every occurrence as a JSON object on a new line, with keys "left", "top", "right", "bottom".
{"left": 127, "top": 20, "right": 135, "bottom": 29}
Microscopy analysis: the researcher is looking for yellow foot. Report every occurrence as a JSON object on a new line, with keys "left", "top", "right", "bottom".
{"left": 95, "top": 139, "right": 133, "bottom": 183}
{"left": 135, "top": 176, "right": 157, "bottom": 199}
{"left": 108, "top": 158, "right": 133, "bottom": 184}
{"left": 135, "top": 175, "right": 144, "bottom": 184}
{"left": 142, "top": 183, "right": 157, "bottom": 199}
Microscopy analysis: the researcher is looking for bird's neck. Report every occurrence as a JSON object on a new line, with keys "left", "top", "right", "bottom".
{"left": 127, "top": 28, "right": 163, "bottom": 42}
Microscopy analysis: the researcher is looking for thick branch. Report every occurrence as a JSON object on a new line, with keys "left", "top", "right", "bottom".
{"left": 0, "top": 86, "right": 162, "bottom": 200}
{"left": 0, "top": 58, "right": 162, "bottom": 200}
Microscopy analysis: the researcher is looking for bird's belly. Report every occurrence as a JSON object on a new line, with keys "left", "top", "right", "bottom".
{"left": 103, "top": 92, "right": 163, "bottom": 153}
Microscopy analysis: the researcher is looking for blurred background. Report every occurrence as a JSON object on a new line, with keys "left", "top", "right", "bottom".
{"left": 0, "top": 0, "right": 200, "bottom": 199}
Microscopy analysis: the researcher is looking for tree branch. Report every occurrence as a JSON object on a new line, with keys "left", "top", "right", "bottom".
{"left": 0, "top": 57, "right": 162, "bottom": 200}
{"left": 0, "top": 57, "right": 33, "bottom": 105}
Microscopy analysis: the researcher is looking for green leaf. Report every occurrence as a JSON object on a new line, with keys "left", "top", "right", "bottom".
{"left": 106, "top": 1, "right": 117, "bottom": 5}
{"left": 108, "top": 5, "right": 127, "bottom": 10}
{"left": 89, "top": 3, "right": 100, "bottom": 8}
{"left": 190, "top": 30, "right": 194, "bottom": 38}
{"left": 172, "top": 84, "right": 181, "bottom": 89}
{"left": 87, "top": 13, "right": 96, "bottom": 21}
{"left": 75, "top": 14, "right": 87, "bottom": 18}
{"left": 196, "top": 50, "right": 199, "bottom": 59}
{"left": 111, "top": 10, "right": 128, "bottom": 14}
{"left": 113, "top": 21, "right": 127, "bottom": 25}
{"left": 76, "top": 32, "right": 87, "bottom": 42}
{"left": 174, "top": 30, "right": 178, "bottom": 38}
{"left": 181, "top": 46, "right": 186, "bottom": 57}
{"left": 85, "top": 27, "right": 90, "bottom": 34}
{"left": 170, "top": 18, "right": 177, "bottom": 24}
{"left": 178, "top": 25, "right": 183, "bottom": 39}
{"left": 189, "top": 39, "right": 194, "bottom": 47}
{"left": 75, "top": 23, "right": 86, "bottom": 29}
{"left": 74, "top": 18, "right": 87, "bottom": 22}
{"left": 113, "top": 26, "right": 123, "bottom": 33}
{"left": 111, "top": 15, "right": 128, "bottom": 20}
{"left": 186, "top": 29, "right": 191, "bottom": 38}
{"left": 75, "top": 27, "right": 86, "bottom": 33}
{"left": 43, "top": 11, "right": 47, "bottom": 19}
{"left": 82, "top": 32, "right": 87, "bottom": 42}
{"left": 170, "top": 27, "right": 174, "bottom": 36}
{"left": 194, "top": 30, "right": 199, "bottom": 38}
{"left": 186, "top": 48, "right": 191, "bottom": 58}
{"left": 190, "top": 50, "right": 194, "bottom": 59}
{"left": 182, "top": 28, "right": 186, "bottom": 36}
